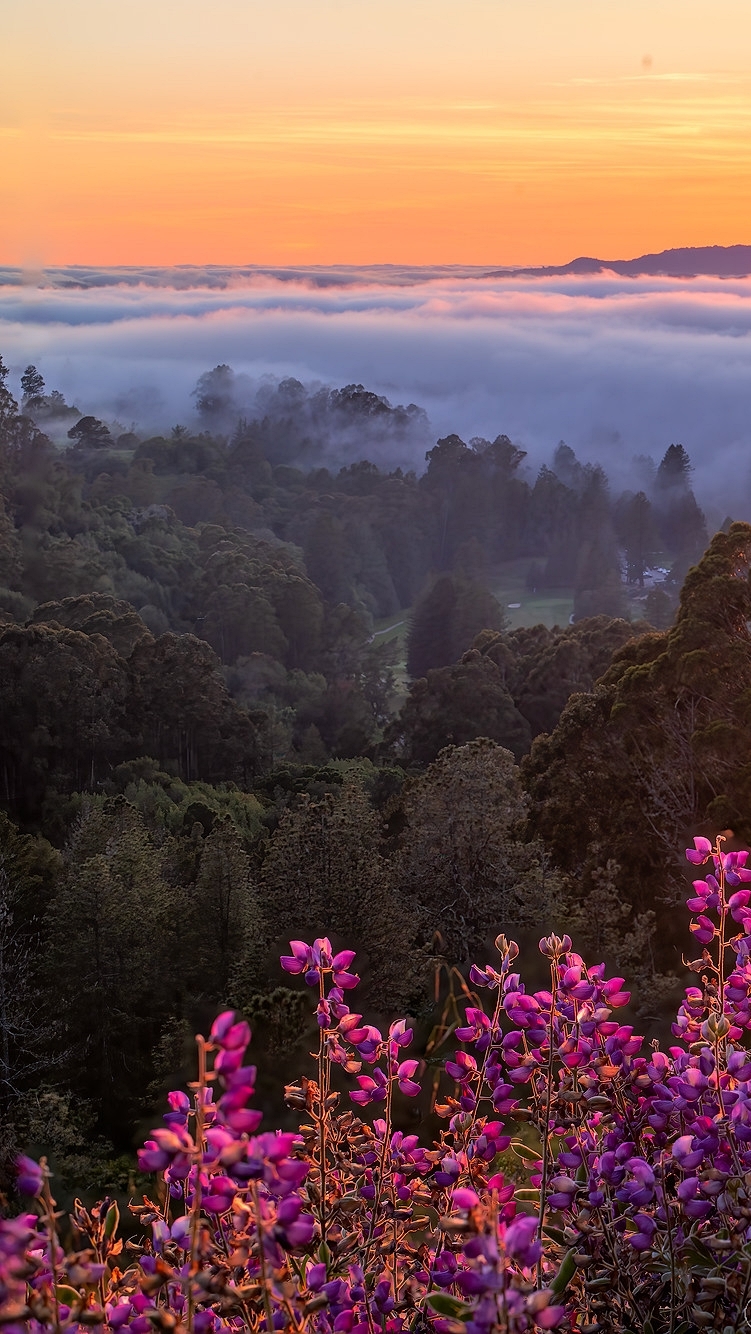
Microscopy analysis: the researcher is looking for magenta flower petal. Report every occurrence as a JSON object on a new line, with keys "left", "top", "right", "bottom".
{"left": 290, "top": 940, "right": 313, "bottom": 960}
{"left": 280, "top": 956, "right": 307, "bottom": 974}
{"left": 398, "top": 1079, "right": 421, "bottom": 1096}
{"left": 210, "top": 1011, "right": 236, "bottom": 1041}
{"left": 333, "top": 971, "right": 359, "bottom": 990}
{"left": 16, "top": 1155, "right": 43, "bottom": 1196}
{"left": 452, "top": 1187, "right": 479, "bottom": 1209}
{"left": 332, "top": 950, "right": 356, "bottom": 970}
{"left": 397, "top": 1059, "right": 419, "bottom": 1079}
{"left": 534, "top": 1307, "right": 567, "bottom": 1329}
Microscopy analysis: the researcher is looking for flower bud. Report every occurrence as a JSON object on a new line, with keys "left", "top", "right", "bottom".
{"left": 701, "top": 1013, "right": 731, "bottom": 1041}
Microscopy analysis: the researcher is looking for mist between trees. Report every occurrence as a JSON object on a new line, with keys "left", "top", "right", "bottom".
{"left": 0, "top": 351, "right": 746, "bottom": 1197}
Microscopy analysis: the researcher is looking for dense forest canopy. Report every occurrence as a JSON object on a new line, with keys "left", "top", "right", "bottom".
{"left": 0, "top": 349, "right": 742, "bottom": 1193}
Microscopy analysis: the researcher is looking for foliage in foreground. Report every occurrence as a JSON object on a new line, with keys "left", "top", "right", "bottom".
{"left": 7, "top": 838, "right": 751, "bottom": 1330}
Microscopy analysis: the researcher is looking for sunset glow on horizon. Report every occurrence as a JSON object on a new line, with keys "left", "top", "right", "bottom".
{"left": 3, "top": 0, "right": 750, "bottom": 266}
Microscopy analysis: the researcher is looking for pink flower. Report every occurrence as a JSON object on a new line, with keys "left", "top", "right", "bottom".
{"left": 452, "top": 1187, "right": 479, "bottom": 1209}
{"left": 280, "top": 941, "right": 313, "bottom": 975}
{"left": 686, "top": 836, "right": 712, "bottom": 864}
{"left": 396, "top": 1059, "right": 421, "bottom": 1096}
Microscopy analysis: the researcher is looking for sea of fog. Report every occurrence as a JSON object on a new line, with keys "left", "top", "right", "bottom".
{"left": 1, "top": 265, "right": 751, "bottom": 517}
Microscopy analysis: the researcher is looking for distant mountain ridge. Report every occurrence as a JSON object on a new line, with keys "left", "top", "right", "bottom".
{"left": 493, "top": 245, "right": 751, "bottom": 279}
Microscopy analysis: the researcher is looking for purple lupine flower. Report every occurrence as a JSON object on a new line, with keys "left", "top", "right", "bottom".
{"left": 446, "top": 1050, "right": 478, "bottom": 1082}
{"left": 469, "top": 963, "right": 503, "bottom": 989}
{"left": 601, "top": 975, "right": 631, "bottom": 1007}
{"left": 396, "top": 1059, "right": 420, "bottom": 1096}
{"left": 164, "top": 1090, "right": 191, "bottom": 1127}
{"left": 274, "top": 1196, "right": 315, "bottom": 1248}
{"left": 280, "top": 940, "right": 313, "bottom": 975}
{"left": 213, "top": 1017, "right": 251, "bottom": 1051}
{"left": 452, "top": 1187, "right": 480, "bottom": 1209}
{"left": 504, "top": 1213, "right": 542, "bottom": 1268}
{"left": 689, "top": 914, "right": 716, "bottom": 945}
{"left": 202, "top": 1175, "right": 237, "bottom": 1213}
{"left": 138, "top": 1127, "right": 194, "bottom": 1174}
{"left": 456, "top": 1006, "right": 493, "bottom": 1048}
{"left": 672, "top": 1134, "right": 705, "bottom": 1170}
{"left": 430, "top": 1251, "right": 459, "bottom": 1287}
{"left": 16, "top": 1155, "right": 43, "bottom": 1197}
{"left": 629, "top": 1212, "right": 657, "bottom": 1250}
{"left": 616, "top": 1158, "right": 655, "bottom": 1207}
{"left": 471, "top": 1122, "right": 511, "bottom": 1161}
{"left": 306, "top": 1261, "right": 327, "bottom": 1291}
{"left": 332, "top": 949, "right": 360, "bottom": 989}
{"left": 434, "top": 1153, "right": 462, "bottom": 1187}
{"left": 533, "top": 1302, "right": 568, "bottom": 1328}
{"left": 389, "top": 1019, "right": 413, "bottom": 1047}
{"left": 686, "top": 836, "right": 713, "bottom": 865}
{"left": 370, "top": 1277, "right": 394, "bottom": 1316}
{"left": 350, "top": 1069, "right": 388, "bottom": 1105}
{"left": 547, "top": 1175, "right": 578, "bottom": 1210}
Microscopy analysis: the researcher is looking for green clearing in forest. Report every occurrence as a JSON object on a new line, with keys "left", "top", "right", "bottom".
{"left": 489, "top": 558, "right": 574, "bottom": 630}
{"left": 371, "top": 557, "right": 575, "bottom": 701}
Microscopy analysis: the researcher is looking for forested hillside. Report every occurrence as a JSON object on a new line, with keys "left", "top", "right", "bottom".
{"left": 0, "top": 350, "right": 744, "bottom": 1194}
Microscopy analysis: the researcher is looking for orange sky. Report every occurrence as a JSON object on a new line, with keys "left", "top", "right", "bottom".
{"left": 2, "top": 0, "right": 750, "bottom": 266}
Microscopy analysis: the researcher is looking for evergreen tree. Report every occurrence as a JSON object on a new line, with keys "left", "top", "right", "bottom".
{"left": 525, "top": 522, "right": 751, "bottom": 962}
{"left": 47, "top": 801, "right": 178, "bottom": 1135}
{"left": 246, "top": 780, "right": 419, "bottom": 1009}
{"left": 394, "top": 738, "right": 556, "bottom": 963}
{"left": 622, "top": 490, "right": 659, "bottom": 586}
{"left": 407, "top": 575, "right": 503, "bottom": 678}
{"left": 20, "top": 365, "right": 45, "bottom": 408}
{"left": 0, "top": 356, "right": 18, "bottom": 432}
{"left": 389, "top": 652, "right": 531, "bottom": 765}
{"left": 655, "top": 443, "right": 692, "bottom": 494}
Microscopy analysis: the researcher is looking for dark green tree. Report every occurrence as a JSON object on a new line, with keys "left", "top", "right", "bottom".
{"left": 389, "top": 651, "right": 531, "bottom": 766}
{"left": 0, "top": 356, "right": 18, "bottom": 433}
{"left": 407, "top": 574, "right": 503, "bottom": 678}
{"left": 621, "top": 490, "right": 659, "bottom": 586}
{"left": 193, "top": 364, "right": 236, "bottom": 422}
{"left": 242, "top": 780, "right": 419, "bottom": 1009}
{"left": 20, "top": 366, "right": 45, "bottom": 409}
{"left": 393, "top": 738, "right": 551, "bottom": 963}
{"left": 67, "top": 416, "right": 112, "bottom": 448}
{"left": 655, "top": 443, "right": 692, "bottom": 494}
{"left": 524, "top": 522, "right": 751, "bottom": 961}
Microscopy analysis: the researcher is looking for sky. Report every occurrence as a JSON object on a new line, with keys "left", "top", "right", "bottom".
{"left": 2, "top": 0, "right": 751, "bottom": 265}
{"left": 3, "top": 267, "right": 751, "bottom": 528}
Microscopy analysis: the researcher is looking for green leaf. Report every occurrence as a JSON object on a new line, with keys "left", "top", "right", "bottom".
{"left": 549, "top": 1248, "right": 577, "bottom": 1297}
{"left": 510, "top": 1141, "right": 541, "bottom": 1161}
{"left": 542, "top": 1225, "right": 566, "bottom": 1245}
{"left": 412, "top": 1202, "right": 440, "bottom": 1229}
{"left": 425, "top": 1293, "right": 474, "bottom": 1319}
{"left": 317, "top": 1241, "right": 332, "bottom": 1266}
{"left": 335, "top": 1194, "right": 360, "bottom": 1212}
{"left": 55, "top": 1285, "right": 83, "bottom": 1306}
{"left": 104, "top": 1200, "right": 120, "bottom": 1240}
{"left": 586, "top": 1277, "right": 613, "bottom": 1292}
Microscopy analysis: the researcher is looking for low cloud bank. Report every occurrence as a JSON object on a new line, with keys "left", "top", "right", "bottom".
{"left": 2, "top": 267, "right": 751, "bottom": 514}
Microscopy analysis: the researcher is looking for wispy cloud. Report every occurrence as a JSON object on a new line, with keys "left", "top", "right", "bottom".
{"left": 2, "top": 268, "right": 751, "bottom": 518}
